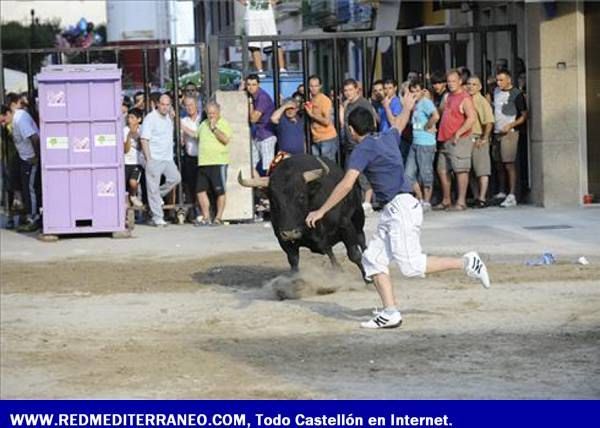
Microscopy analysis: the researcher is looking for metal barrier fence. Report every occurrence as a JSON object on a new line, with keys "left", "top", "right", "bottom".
{"left": 1, "top": 24, "right": 519, "bottom": 218}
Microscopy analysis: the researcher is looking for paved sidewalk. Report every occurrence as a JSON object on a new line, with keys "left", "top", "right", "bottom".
{"left": 1, "top": 205, "right": 599, "bottom": 264}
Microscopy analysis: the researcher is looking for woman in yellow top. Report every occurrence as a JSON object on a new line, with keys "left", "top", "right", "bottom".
{"left": 195, "top": 101, "right": 233, "bottom": 226}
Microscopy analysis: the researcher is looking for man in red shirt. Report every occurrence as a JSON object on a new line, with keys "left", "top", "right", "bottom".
{"left": 435, "top": 69, "right": 477, "bottom": 211}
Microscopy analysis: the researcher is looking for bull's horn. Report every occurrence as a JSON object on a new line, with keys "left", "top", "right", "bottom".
{"left": 303, "top": 157, "right": 330, "bottom": 183}
{"left": 237, "top": 170, "right": 269, "bottom": 188}
{"left": 315, "top": 157, "right": 330, "bottom": 175}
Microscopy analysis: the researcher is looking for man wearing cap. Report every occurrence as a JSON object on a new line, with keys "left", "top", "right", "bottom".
{"left": 270, "top": 97, "right": 305, "bottom": 156}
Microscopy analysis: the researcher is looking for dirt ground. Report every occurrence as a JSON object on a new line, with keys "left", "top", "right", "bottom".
{"left": 1, "top": 251, "right": 599, "bottom": 399}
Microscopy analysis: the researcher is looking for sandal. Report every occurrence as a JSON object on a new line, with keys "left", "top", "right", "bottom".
{"left": 432, "top": 203, "right": 450, "bottom": 211}
{"left": 211, "top": 218, "right": 223, "bottom": 227}
{"left": 448, "top": 204, "right": 467, "bottom": 212}
{"left": 474, "top": 199, "right": 488, "bottom": 209}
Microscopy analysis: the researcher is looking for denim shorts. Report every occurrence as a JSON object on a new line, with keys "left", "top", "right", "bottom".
{"left": 404, "top": 144, "right": 436, "bottom": 187}
{"left": 311, "top": 137, "right": 338, "bottom": 162}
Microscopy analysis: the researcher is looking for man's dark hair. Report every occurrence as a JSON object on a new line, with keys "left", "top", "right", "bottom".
{"left": 430, "top": 71, "right": 446, "bottom": 85}
{"left": 149, "top": 91, "right": 162, "bottom": 105}
{"left": 6, "top": 92, "right": 20, "bottom": 106}
{"left": 373, "top": 79, "right": 384, "bottom": 87}
{"left": 134, "top": 91, "right": 144, "bottom": 101}
{"left": 348, "top": 107, "right": 377, "bottom": 137}
{"left": 245, "top": 73, "right": 260, "bottom": 84}
{"left": 496, "top": 69, "right": 512, "bottom": 78}
{"left": 458, "top": 66, "right": 471, "bottom": 84}
{"left": 122, "top": 95, "right": 132, "bottom": 108}
{"left": 184, "top": 82, "right": 198, "bottom": 92}
{"left": 308, "top": 74, "right": 321, "bottom": 84}
{"left": 383, "top": 78, "right": 398, "bottom": 87}
{"left": 1, "top": 105, "right": 11, "bottom": 115}
{"left": 342, "top": 78, "right": 358, "bottom": 88}
{"left": 127, "top": 107, "right": 144, "bottom": 121}
{"left": 408, "top": 80, "right": 424, "bottom": 91}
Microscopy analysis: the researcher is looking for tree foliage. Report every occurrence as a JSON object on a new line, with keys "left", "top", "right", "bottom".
{"left": 1, "top": 19, "right": 61, "bottom": 73}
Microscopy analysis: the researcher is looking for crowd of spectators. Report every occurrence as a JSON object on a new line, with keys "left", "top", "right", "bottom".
{"left": 0, "top": 62, "right": 527, "bottom": 231}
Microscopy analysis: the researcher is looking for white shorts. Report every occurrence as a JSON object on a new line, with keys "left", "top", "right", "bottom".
{"left": 245, "top": 9, "right": 278, "bottom": 49}
{"left": 362, "top": 193, "right": 427, "bottom": 279}
{"left": 252, "top": 135, "right": 277, "bottom": 171}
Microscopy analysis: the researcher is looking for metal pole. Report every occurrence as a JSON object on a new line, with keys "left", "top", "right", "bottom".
{"left": 199, "top": 43, "right": 209, "bottom": 102}
{"left": 0, "top": 51, "right": 5, "bottom": 105}
{"left": 0, "top": 50, "right": 7, "bottom": 214}
{"left": 332, "top": 38, "right": 341, "bottom": 163}
{"left": 170, "top": 46, "right": 184, "bottom": 211}
{"left": 85, "top": 50, "right": 91, "bottom": 64}
{"left": 26, "top": 53, "right": 34, "bottom": 101}
{"left": 393, "top": 36, "right": 401, "bottom": 84}
{"left": 480, "top": 31, "right": 488, "bottom": 95}
{"left": 510, "top": 26, "right": 518, "bottom": 84}
{"left": 370, "top": 37, "right": 379, "bottom": 86}
{"left": 361, "top": 37, "right": 369, "bottom": 96}
{"left": 421, "top": 34, "right": 428, "bottom": 83}
{"left": 450, "top": 32, "right": 457, "bottom": 69}
{"left": 302, "top": 40, "right": 311, "bottom": 152}
{"left": 142, "top": 49, "right": 150, "bottom": 113}
{"left": 272, "top": 41, "right": 280, "bottom": 107}
{"left": 241, "top": 35, "right": 249, "bottom": 78}
{"left": 209, "top": 35, "right": 220, "bottom": 96}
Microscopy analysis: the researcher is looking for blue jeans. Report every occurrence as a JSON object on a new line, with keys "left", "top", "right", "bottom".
{"left": 405, "top": 144, "right": 436, "bottom": 187}
{"left": 311, "top": 137, "right": 338, "bottom": 162}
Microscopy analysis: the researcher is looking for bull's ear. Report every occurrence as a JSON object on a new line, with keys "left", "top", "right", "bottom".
{"left": 303, "top": 168, "right": 325, "bottom": 183}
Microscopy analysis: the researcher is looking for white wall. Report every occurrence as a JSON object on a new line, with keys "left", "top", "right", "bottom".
{"left": 106, "top": 0, "right": 169, "bottom": 42}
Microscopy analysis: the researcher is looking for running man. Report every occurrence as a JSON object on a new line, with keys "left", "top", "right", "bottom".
{"left": 305, "top": 92, "right": 490, "bottom": 330}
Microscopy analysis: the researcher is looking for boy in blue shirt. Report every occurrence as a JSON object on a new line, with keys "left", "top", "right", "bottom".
{"left": 306, "top": 92, "right": 490, "bottom": 330}
{"left": 379, "top": 78, "right": 403, "bottom": 132}
{"left": 404, "top": 80, "right": 440, "bottom": 211}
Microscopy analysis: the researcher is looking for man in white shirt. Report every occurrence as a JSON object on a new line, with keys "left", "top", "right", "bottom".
{"left": 1, "top": 100, "right": 41, "bottom": 232}
{"left": 180, "top": 96, "right": 201, "bottom": 219}
{"left": 140, "top": 94, "right": 181, "bottom": 227}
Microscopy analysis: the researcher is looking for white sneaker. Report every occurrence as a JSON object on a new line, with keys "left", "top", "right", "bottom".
{"left": 129, "top": 195, "right": 143, "bottom": 208}
{"left": 421, "top": 201, "right": 432, "bottom": 212}
{"left": 279, "top": 68, "right": 288, "bottom": 74}
{"left": 360, "top": 310, "right": 402, "bottom": 329}
{"left": 500, "top": 194, "right": 517, "bottom": 208}
{"left": 493, "top": 192, "right": 507, "bottom": 199}
{"left": 463, "top": 251, "right": 491, "bottom": 289}
{"left": 149, "top": 218, "right": 168, "bottom": 227}
{"left": 362, "top": 202, "right": 374, "bottom": 216}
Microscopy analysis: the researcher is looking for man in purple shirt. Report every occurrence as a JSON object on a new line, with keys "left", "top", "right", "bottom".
{"left": 246, "top": 74, "right": 277, "bottom": 177}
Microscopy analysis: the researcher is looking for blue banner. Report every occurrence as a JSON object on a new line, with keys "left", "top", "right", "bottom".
{"left": 0, "top": 401, "right": 597, "bottom": 428}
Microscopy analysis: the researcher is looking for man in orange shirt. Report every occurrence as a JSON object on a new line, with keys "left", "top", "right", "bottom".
{"left": 304, "top": 75, "right": 338, "bottom": 161}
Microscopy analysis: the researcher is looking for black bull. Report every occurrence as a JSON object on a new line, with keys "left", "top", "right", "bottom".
{"left": 238, "top": 154, "right": 368, "bottom": 280}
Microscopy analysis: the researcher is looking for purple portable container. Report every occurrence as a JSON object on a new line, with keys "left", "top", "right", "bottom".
{"left": 38, "top": 64, "right": 125, "bottom": 235}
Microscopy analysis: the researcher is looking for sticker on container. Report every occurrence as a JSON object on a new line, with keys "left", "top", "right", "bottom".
{"left": 95, "top": 134, "right": 117, "bottom": 147}
{"left": 73, "top": 137, "right": 90, "bottom": 152}
{"left": 46, "top": 136, "right": 69, "bottom": 149}
{"left": 47, "top": 90, "right": 66, "bottom": 107}
{"left": 97, "top": 181, "right": 115, "bottom": 197}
